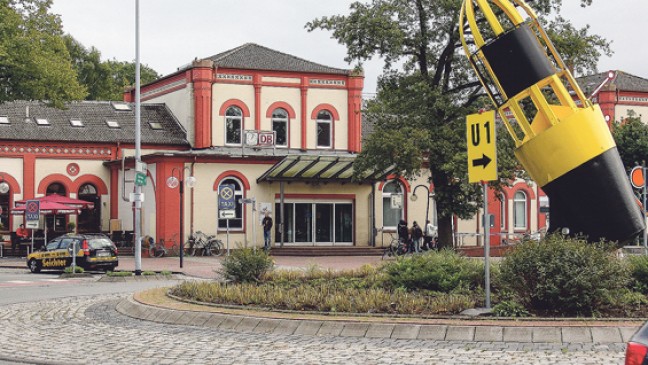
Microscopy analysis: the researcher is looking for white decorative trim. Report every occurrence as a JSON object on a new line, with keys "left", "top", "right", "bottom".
{"left": 619, "top": 96, "right": 648, "bottom": 103}
{"left": 0, "top": 145, "right": 113, "bottom": 156}
{"left": 310, "top": 79, "right": 345, "bottom": 86}
{"left": 141, "top": 79, "right": 186, "bottom": 98}
{"left": 217, "top": 74, "right": 253, "bottom": 81}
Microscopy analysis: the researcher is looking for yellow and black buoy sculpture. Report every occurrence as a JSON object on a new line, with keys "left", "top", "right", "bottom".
{"left": 459, "top": 0, "right": 644, "bottom": 242}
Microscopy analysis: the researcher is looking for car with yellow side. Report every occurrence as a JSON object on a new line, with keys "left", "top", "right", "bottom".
{"left": 26, "top": 233, "right": 118, "bottom": 273}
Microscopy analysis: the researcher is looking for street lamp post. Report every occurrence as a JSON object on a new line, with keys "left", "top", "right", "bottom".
{"left": 166, "top": 167, "right": 196, "bottom": 268}
{"left": 411, "top": 184, "right": 432, "bottom": 228}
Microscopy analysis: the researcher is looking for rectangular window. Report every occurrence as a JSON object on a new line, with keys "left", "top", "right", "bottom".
{"left": 273, "top": 121, "right": 287, "bottom": 146}
{"left": 226, "top": 119, "right": 241, "bottom": 144}
{"left": 335, "top": 204, "right": 353, "bottom": 243}
{"left": 382, "top": 197, "right": 402, "bottom": 228}
{"left": 0, "top": 116, "right": 9, "bottom": 124}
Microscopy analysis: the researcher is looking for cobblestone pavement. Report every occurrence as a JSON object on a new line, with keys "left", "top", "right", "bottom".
{"left": 0, "top": 294, "right": 628, "bottom": 365}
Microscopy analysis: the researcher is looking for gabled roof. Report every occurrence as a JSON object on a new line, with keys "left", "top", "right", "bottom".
{"left": 577, "top": 70, "right": 648, "bottom": 96}
{"left": 205, "top": 43, "right": 350, "bottom": 75}
{"left": 0, "top": 100, "right": 189, "bottom": 146}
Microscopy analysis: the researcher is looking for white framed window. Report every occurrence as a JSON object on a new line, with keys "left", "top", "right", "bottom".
{"left": 513, "top": 191, "right": 527, "bottom": 230}
{"left": 382, "top": 180, "right": 403, "bottom": 229}
{"left": 225, "top": 107, "right": 243, "bottom": 145}
{"left": 272, "top": 108, "right": 288, "bottom": 147}
{"left": 316, "top": 110, "right": 332, "bottom": 148}
{"left": 218, "top": 178, "right": 243, "bottom": 230}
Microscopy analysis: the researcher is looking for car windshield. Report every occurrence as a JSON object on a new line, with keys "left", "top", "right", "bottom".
{"left": 88, "top": 238, "right": 114, "bottom": 249}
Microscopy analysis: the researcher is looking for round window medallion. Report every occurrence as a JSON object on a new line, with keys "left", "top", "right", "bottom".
{"left": 67, "top": 163, "right": 80, "bottom": 176}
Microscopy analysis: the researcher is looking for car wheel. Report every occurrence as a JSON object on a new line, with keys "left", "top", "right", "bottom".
{"left": 28, "top": 259, "right": 41, "bottom": 273}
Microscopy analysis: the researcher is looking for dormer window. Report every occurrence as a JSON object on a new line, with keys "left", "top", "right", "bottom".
{"left": 70, "top": 119, "right": 84, "bottom": 127}
{"left": 149, "top": 122, "right": 163, "bottom": 130}
{"left": 35, "top": 118, "right": 50, "bottom": 126}
{"left": 0, "top": 116, "right": 9, "bottom": 124}
{"left": 106, "top": 120, "right": 120, "bottom": 128}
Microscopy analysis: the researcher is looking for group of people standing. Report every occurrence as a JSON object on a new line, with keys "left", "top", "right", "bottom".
{"left": 397, "top": 219, "right": 438, "bottom": 253}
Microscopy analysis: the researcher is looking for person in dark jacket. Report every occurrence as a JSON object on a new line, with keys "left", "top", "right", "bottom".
{"left": 411, "top": 221, "right": 423, "bottom": 253}
{"left": 397, "top": 219, "right": 409, "bottom": 252}
{"left": 262, "top": 211, "right": 273, "bottom": 252}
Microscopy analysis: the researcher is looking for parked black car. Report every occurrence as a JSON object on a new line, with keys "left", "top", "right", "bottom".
{"left": 27, "top": 233, "right": 118, "bottom": 273}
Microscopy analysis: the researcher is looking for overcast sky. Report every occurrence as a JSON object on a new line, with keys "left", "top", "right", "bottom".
{"left": 50, "top": 0, "right": 648, "bottom": 96}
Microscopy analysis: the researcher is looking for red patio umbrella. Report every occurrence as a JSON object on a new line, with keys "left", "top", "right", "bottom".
{"left": 15, "top": 194, "right": 94, "bottom": 209}
{"left": 11, "top": 201, "right": 80, "bottom": 215}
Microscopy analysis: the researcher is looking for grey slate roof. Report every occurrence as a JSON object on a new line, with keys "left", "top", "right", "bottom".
{"left": 205, "top": 43, "right": 349, "bottom": 75}
{"left": 577, "top": 70, "right": 648, "bottom": 96}
{"left": 0, "top": 100, "right": 189, "bottom": 146}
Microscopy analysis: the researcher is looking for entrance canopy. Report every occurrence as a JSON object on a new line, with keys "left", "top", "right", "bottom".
{"left": 257, "top": 155, "right": 394, "bottom": 184}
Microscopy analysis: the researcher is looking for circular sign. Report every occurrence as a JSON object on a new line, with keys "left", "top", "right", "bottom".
{"left": 220, "top": 186, "right": 234, "bottom": 200}
{"left": 630, "top": 166, "right": 645, "bottom": 189}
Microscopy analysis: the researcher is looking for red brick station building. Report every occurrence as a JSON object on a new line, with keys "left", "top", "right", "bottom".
{"left": 0, "top": 43, "right": 646, "bottom": 253}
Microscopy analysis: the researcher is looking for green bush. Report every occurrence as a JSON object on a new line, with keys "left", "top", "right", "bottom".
{"left": 492, "top": 301, "right": 530, "bottom": 318}
{"left": 499, "top": 234, "right": 628, "bottom": 316}
{"left": 627, "top": 255, "right": 648, "bottom": 294}
{"left": 381, "top": 250, "right": 484, "bottom": 292}
{"left": 219, "top": 247, "right": 274, "bottom": 283}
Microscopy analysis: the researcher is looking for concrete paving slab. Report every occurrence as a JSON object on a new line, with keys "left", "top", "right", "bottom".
{"left": 185, "top": 312, "right": 212, "bottom": 327}
{"left": 272, "top": 319, "right": 300, "bottom": 335}
{"left": 163, "top": 310, "right": 186, "bottom": 325}
{"left": 445, "top": 326, "right": 475, "bottom": 341}
{"left": 391, "top": 324, "right": 421, "bottom": 339}
{"left": 294, "top": 320, "right": 323, "bottom": 336}
{"left": 317, "top": 322, "right": 345, "bottom": 336}
{"left": 339, "top": 323, "right": 369, "bottom": 337}
{"left": 621, "top": 326, "right": 641, "bottom": 342}
{"left": 235, "top": 317, "right": 261, "bottom": 333}
{"left": 591, "top": 327, "right": 623, "bottom": 343}
{"left": 365, "top": 324, "right": 394, "bottom": 338}
{"left": 218, "top": 316, "right": 243, "bottom": 330}
{"left": 474, "top": 326, "right": 503, "bottom": 342}
{"left": 532, "top": 327, "right": 562, "bottom": 343}
{"left": 562, "top": 327, "right": 592, "bottom": 343}
{"left": 503, "top": 327, "right": 533, "bottom": 343}
{"left": 252, "top": 319, "right": 280, "bottom": 334}
{"left": 202, "top": 314, "right": 225, "bottom": 328}
{"left": 417, "top": 325, "right": 447, "bottom": 340}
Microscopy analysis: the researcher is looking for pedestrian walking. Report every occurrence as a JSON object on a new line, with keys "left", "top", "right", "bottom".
{"left": 262, "top": 211, "right": 273, "bottom": 252}
{"left": 397, "top": 219, "right": 409, "bottom": 253}
{"left": 412, "top": 221, "right": 423, "bottom": 253}
{"left": 424, "top": 220, "right": 438, "bottom": 250}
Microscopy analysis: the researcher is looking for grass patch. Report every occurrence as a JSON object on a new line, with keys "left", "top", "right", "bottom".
{"left": 106, "top": 271, "right": 134, "bottom": 277}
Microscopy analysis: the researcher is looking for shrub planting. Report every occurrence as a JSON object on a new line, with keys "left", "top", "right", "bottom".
{"left": 499, "top": 234, "right": 629, "bottom": 316}
{"left": 219, "top": 247, "right": 274, "bottom": 283}
{"left": 381, "top": 250, "right": 484, "bottom": 292}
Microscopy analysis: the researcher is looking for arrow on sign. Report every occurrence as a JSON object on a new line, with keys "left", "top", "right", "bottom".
{"left": 472, "top": 154, "right": 492, "bottom": 168}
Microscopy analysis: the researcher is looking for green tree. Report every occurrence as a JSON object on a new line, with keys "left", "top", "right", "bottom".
{"left": 64, "top": 35, "right": 160, "bottom": 101}
{"left": 307, "top": 0, "right": 610, "bottom": 247}
{"left": 612, "top": 112, "right": 648, "bottom": 170}
{"left": 0, "top": 0, "right": 86, "bottom": 106}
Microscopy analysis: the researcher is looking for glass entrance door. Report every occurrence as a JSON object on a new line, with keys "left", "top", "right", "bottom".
{"left": 275, "top": 201, "right": 353, "bottom": 246}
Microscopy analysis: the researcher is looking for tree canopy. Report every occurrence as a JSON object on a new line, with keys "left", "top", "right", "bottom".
{"left": 307, "top": 0, "right": 611, "bottom": 246}
{"left": 0, "top": 0, "right": 161, "bottom": 105}
{"left": 612, "top": 112, "right": 648, "bottom": 171}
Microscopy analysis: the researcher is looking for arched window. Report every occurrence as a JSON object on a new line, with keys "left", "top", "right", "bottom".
{"left": 78, "top": 183, "right": 100, "bottom": 233}
{"left": 218, "top": 178, "right": 243, "bottom": 230}
{"left": 316, "top": 110, "right": 332, "bottom": 148}
{"left": 46, "top": 183, "right": 67, "bottom": 234}
{"left": 513, "top": 191, "right": 527, "bottom": 230}
{"left": 499, "top": 193, "right": 506, "bottom": 230}
{"left": 382, "top": 180, "right": 404, "bottom": 229}
{"left": 272, "top": 108, "right": 289, "bottom": 147}
{"left": 225, "top": 106, "right": 243, "bottom": 145}
{"left": 0, "top": 181, "right": 10, "bottom": 232}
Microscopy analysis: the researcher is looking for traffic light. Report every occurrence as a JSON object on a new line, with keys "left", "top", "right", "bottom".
{"left": 459, "top": 0, "right": 644, "bottom": 243}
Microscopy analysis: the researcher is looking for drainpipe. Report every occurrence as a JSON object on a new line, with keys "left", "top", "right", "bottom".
{"left": 190, "top": 157, "right": 196, "bottom": 238}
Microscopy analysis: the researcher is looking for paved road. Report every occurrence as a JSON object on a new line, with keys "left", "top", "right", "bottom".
{"left": 0, "top": 293, "right": 628, "bottom": 365}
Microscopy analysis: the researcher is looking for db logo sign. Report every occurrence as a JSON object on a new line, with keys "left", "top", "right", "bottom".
{"left": 258, "top": 132, "right": 275, "bottom": 146}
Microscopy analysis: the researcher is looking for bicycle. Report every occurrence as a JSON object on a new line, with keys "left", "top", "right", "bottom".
{"left": 382, "top": 233, "right": 409, "bottom": 259}
{"left": 141, "top": 235, "right": 167, "bottom": 258}
{"left": 187, "top": 231, "right": 224, "bottom": 257}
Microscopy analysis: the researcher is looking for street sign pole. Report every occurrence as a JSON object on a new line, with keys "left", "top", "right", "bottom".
{"left": 467, "top": 111, "right": 497, "bottom": 310}
{"left": 483, "top": 181, "right": 491, "bottom": 309}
